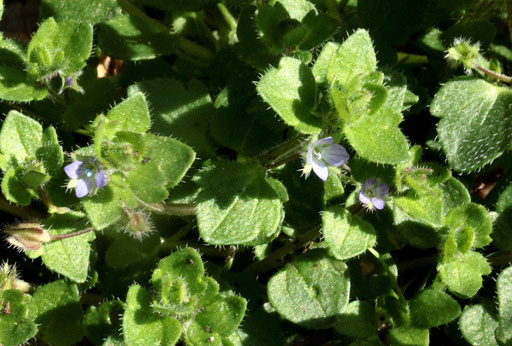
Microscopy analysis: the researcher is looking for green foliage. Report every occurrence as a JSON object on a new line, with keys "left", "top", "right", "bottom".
{"left": 27, "top": 214, "right": 95, "bottom": 283}
{"left": 322, "top": 206, "right": 376, "bottom": 260}
{"left": 257, "top": 57, "right": 321, "bottom": 134}
{"left": 40, "top": 0, "right": 121, "bottom": 23}
{"left": 1, "top": 0, "right": 511, "bottom": 343}
{"left": 459, "top": 302, "right": 499, "bottom": 346}
{"left": 267, "top": 249, "right": 350, "bottom": 329}
{"left": 194, "top": 160, "right": 286, "bottom": 245}
{"left": 31, "top": 280, "right": 85, "bottom": 345}
{"left": 431, "top": 77, "right": 512, "bottom": 172}
{"left": 98, "top": 13, "right": 178, "bottom": 60}
{"left": 497, "top": 266, "right": 512, "bottom": 345}
{"left": 0, "top": 290, "right": 37, "bottom": 346}
{"left": 27, "top": 18, "right": 93, "bottom": 80}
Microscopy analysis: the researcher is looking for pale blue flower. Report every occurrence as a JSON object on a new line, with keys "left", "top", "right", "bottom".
{"left": 359, "top": 179, "right": 388, "bottom": 210}
{"left": 64, "top": 157, "right": 107, "bottom": 198}
{"left": 307, "top": 137, "right": 349, "bottom": 181}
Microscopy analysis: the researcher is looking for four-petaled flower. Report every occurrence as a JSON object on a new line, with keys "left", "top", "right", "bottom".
{"left": 64, "top": 157, "right": 107, "bottom": 198}
{"left": 306, "top": 137, "right": 350, "bottom": 181}
{"left": 359, "top": 179, "right": 389, "bottom": 210}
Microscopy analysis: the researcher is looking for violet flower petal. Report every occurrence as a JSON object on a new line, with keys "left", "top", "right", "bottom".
{"left": 311, "top": 159, "right": 329, "bottom": 181}
{"left": 362, "top": 178, "right": 377, "bottom": 190}
{"left": 359, "top": 191, "right": 371, "bottom": 205}
{"left": 372, "top": 198, "right": 385, "bottom": 210}
{"left": 95, "top": 170, "right": 107, "bottom": 188}
{"left": 377, "top": 183, "right": 389, "bottom": 197}
{"left": 321, "top": 144, "right": 350, "bottom": 167}
{"left": 75, "top": 179, "right": 92, "bottom": 198}
{"left": 64, "top": 161, "right": 84, "bottom": 179}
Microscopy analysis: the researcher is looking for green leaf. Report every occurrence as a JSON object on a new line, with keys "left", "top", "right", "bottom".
{"left": 459, "top": 303, "right": 499, "bottom": 346}
{"left": 257, "top": 57, "right": 322, "bottom": 134}
{"left": 27, "top": 18, "right": 93, "bottom": 79}
{"left": 438, "top": 250, "right": 491, "bottom": 298}
{"left": 393, "top": 188, "right": 444, "bottom": 228}
{"left": 410, "top": 289, "right": 461, "bottom": 327}
{"left": 389, "top": 325, "right": 429, "bottom": 346}
{"left": 123, "top": 285, "right": 181, "bottom": 346}
{"left": 31, "top": 280, "right": 85, "bottom": 345}
{"left": 334, "top": 300, "right": 377, "bottom": 338}
{"left": 322, "top": 206, "right": 377, "bottom": 260}
{"left": 82, "top": 174, "right": 138, "bottom": 230}
{"left": 0, "top": 290, "right": 37, "bottom": 346}
{"left": 0, "top": 66, "right": 47, "bottom": 102}
{"left": 36, "top": 214, "right": 95, "bottom": 283}
{"left": 143, "top": 134, "right": 196, "bottom": 189}
{"left": 194, "top": 295, "right": 247, "bottom": 337}
{"left": 40, "top": 0, "right": 121, "bottom": 23}
{"left": 283, "top": 11, "right": 338, "bottom": 50}
{"left": 98, "top": 14, "right": 177, "bottom": 60}
{"left": 0, "top": 111, "right": 42, "bottom": 163}
{"left": 431, "top": 77, "right": 512, "bottom": 172}
{"left": 440, "top": 177, "right": 471, "bottom": 214}
{"left": 232, "top": 308, "right": 285, "bottom": 346}
{"left": 255, "top": 2, "right": 290, "bottom": 50}
{"left": 348, "top": 252, "right": 397, "bottom": 299}
{"left": 125, "top": 162, "right": 168, "bottom": 203}
{"left": 194, "top": 161, "right": 286, "bottom": 245}
{"left": 128, "top": 79, "right": 215, "bottom": 155}
{"left": 343, "top": 110, "right": 409, "bottom": 164}
{"left": 1, "top": 167, "right": 34, "bottom": 206}
{"left": 152, "top": 247, "right": 207, "bottom": 315}
{"left": 36, "top": 126, "right": 64, "bottom": 175}
{"left": 84, "top": 300, "right": 125, "bottom": 345}
{"left": 497, "top": 266, "right": 512, "bottom": 345}
{"left": 443, "top": 203, "right": 492, "bottom": 249}
{"left": 267, "top": 249, "right": 350, "bottom": 329}
{"left": 105, "top": 92, "right": 151, "bottom": 136}
{"left": 313, "top": 29, "right": 377, "bottom": 86}
{"left": 278, "top": 0, "right": 315, "bottom": 21}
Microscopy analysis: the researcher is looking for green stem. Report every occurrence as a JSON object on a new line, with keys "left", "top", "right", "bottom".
{"left": 217, "top": 3, "right": 238, "bottom": 32}
{"left": 178, "top": 37, "right": 216, "bottom": 61}
{"left": 0, "top": 195, "right": 48, "bottom": 219}
{"left": 368, "top": 248, "right": 407, "bottom": 304}
{"left": 473, "top": 63, "right": 512, "bottom": 83}
{"left": 139, "top": 200, "right": 197, "bottom": 216}
{"left": 264, "top": 152, "right": 301, "bottom": 169}
{"left": 245, "top": 225, "right": 322, "bottom": 275}
{"left": 116, "top": 0, "right": 168, "bottom": 31}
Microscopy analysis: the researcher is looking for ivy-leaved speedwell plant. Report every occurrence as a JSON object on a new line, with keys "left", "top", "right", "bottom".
{"left": 1, "top": 0, "right": 512, "bottom": 345}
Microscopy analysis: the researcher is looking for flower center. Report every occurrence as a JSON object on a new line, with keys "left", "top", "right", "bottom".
{"left": 84, "top": 168, "right": 93, "bottom": 178}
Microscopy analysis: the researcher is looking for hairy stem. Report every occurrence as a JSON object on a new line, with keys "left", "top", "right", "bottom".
{"left": 50, "top": 227, "right": 94, "bottom": 240}
{"left": 473, "top": 63, "right": 512, "bottom": 83}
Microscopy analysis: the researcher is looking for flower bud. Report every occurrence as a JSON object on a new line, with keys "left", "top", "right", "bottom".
{"left": 121, "top": 204, "right": 153, "bottom": 240}
{"left": 4, "top": 222, "right": 51, "bottom": 251}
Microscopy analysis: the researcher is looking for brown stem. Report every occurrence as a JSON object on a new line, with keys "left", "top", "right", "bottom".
{"left": 474, "top": 63, "right": 512, "bottom": 83}
{"left": 50, "top": 227, "right": 94, "bottom": 240}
